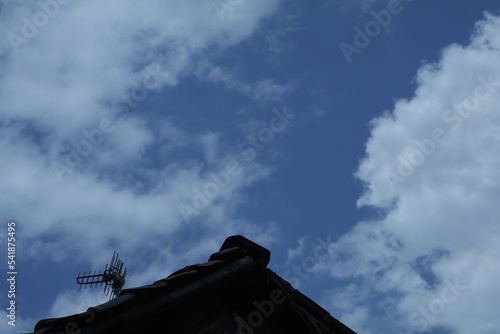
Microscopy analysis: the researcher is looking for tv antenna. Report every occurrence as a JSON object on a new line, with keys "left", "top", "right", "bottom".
{"left": 76, "top": 251, "right": 127, "bottom": 300}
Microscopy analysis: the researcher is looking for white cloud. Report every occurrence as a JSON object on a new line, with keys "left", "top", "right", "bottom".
{"left": 0, "top": 0, "right": 280, "bottom": 134}
{"left": 103, "top": 117, "right": 154, "bottom": 162}
{"left": 198, "top": 132, "right": 221, "bottom": 164}
{"left": 0, "top": 0, "right": 285, "bottom": 324}
{"left": 286, "top": 236, "right": 309, "bottom": 264}
{"left": 315, "top": 13, "right": 500, "bottom": 334}
{"left": 49, "top": 289, "right": 108, "bottom": 319}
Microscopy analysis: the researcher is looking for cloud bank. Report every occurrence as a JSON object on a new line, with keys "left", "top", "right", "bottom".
{"left": 316, "top": 13, "right": 500, "bottom": 334}
{"left": 0, "top": 0, "right": 285, "bottom": 320}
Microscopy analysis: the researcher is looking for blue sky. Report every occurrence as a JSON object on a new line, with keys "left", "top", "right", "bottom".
{"left": 1, "top": 1, "right": 500, "bottom": 333}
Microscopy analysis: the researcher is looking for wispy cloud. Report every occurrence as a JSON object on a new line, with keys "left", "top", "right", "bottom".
{"left": 195, "top": 61, "right": 297, "bottom": 103}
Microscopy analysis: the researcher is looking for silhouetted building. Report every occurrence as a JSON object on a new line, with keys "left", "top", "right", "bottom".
{"left": 26, "top": 235, "right": 357, "bottom": 334}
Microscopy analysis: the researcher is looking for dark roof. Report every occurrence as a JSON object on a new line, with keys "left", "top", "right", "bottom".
{"left": 27, "top": 235, "right": 357, "bottom": 334}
